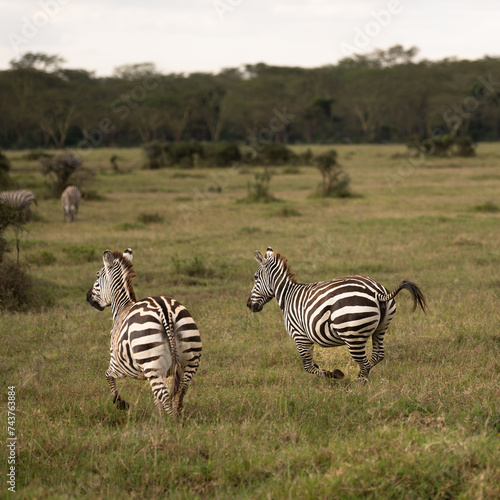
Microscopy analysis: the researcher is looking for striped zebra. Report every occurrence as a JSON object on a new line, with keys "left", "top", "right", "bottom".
{"left": 61, "top": 185, "right": 81, "bottom": 222}
{"left": 86, "top": 248, "right": 202, "bottom": 417}
{"left": 247, "top": 248, "right": 426, "bottom": 380}
{"left": 0, "top": 189, "right": 37, "bottom": 222}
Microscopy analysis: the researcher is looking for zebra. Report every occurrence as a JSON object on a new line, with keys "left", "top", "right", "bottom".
{"left": 247, "top": 247, "right": 426, "bottom": 380}
{"left": 0, "top": 189, "right": 37, "bottom": 222}
{"left": 86, "top": 248, "right": 202, "bottom": 417}
{"left": 61, "top": 185, "right": 81, "bottom": 222}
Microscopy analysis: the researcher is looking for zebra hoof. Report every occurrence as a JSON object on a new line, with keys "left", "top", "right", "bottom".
{"left": 325, "top": 369, "right": 345, "bottom": 379}
{"left": 115, "top": 399, "right": 129, "bottom": 411}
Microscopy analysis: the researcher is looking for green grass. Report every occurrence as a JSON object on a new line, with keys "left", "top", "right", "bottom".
{"left": 1, "top": 143, "right": 500, "bottom": 498}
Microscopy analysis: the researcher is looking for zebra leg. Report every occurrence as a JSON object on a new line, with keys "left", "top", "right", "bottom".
{"left": 106, "top": 371, "right": 128, "bottom": 410}
{"left": 296, "top": 342, "right": 344, "bottom": 379}
{"left": 370, "top": 330, "right": 387, "bottom": 368}
{"left": 147, "top": 375, "right": 176, "bottom": 417}
{"left": 345, "top": 341, "right": 372, "bottom": 380}
{"left": 173, "top": 358, "right": 201, "bottom": 417}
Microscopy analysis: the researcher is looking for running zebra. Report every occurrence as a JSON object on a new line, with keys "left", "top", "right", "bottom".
{"left": 0, "top": 189, "right": 37, "bottom": 221}
{"left": 247, "top": 248, "right": 426, "bottom": 380}
{"left": 61, "top": 185, "right": 81, "bottom": 222}
{"left": 86, "top": 248, "right": 202, "bottom": 417}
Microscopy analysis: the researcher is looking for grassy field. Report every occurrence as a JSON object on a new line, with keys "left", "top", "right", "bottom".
{"left": 1, "top": 143, "right": 500, "bottom": 499}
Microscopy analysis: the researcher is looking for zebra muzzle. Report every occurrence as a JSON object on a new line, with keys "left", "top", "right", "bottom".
{"left": 246, "top": 297, "right": 262, "bottom": 313}
{"left": 86, "top": 289, "right": 105, "bottom": 311}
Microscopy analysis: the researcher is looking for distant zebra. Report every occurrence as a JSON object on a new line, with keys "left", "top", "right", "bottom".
{"left": 86, "top": 248, "right": 202, "bottom": 417}
{"left": 247, "top": 248, "right": 426, "bottom": 380}
{"left": 61, "top": 185, "right": 81, "bottom": 222}
{"left": 0, "top": 189, "right": 37, "bottom": 221}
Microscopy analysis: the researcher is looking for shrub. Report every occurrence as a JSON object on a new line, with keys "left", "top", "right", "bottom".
{"left": 241, "top": 167, "right": 279, "bottom": 203}
{"left": 0, "top": 259, "right": 32, "bottom": 310}
{"left": 204, "top": 142, "right": 241, "bottom": 167}
{"left": 27, "top": 250, "right": 56, "bottom": 266}
{"left": 313, "top": 150, "right": 351, "bottom": 198}
{"left": 254, "top": 143, "right": 295, "bottom": 165}
{"left": 0, "top": 202, "right": 28, "bottom": 263}
{"left": 142, "top": 141, "right": 205, "bottom": 169}
{"left": 142, "top": 140, "right": 165, "bottom": 169}
{"left": 40, "top": 152, "right": 82, "bottom": 197}
{"left": 273, "top": 205, "right": 301, "bottom": 217}
{"left": 294, "top": 148, "right": 313, "bottom": 166}
{"left": 473, "top": 201, "right": 500, "bottom": 213}
{"left": 171, "top": 255, "right": 215, "bottom": 279}
{"left": 167, "top": 142, "right": 204, "bottom": 168}
{"left": 137, "top": 212, "right": 164, "bottom": 224}
{"left": 407, "top": 135, "right": 454, "bottom": 157}
{"left": 455, "top": 136, "right": 476, "bottom": 157}
{"left": 62, "top": 245, "right": 96, "bottom": 262}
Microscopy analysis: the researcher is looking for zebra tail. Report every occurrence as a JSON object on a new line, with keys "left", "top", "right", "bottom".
{"left": 378, "top": 280, "right": 427, "bottom": 313}
{"left": 159, "top": 309, "right": 183, "bottom": 400}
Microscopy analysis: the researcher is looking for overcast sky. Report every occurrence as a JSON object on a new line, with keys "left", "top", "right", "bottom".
{"left": 1, "top": 0, "right": 499, "bottom": 76}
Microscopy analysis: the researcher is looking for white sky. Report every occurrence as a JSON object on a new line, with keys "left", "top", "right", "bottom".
{"left": 0, "top": 0, "right": 498, "bottom": 76}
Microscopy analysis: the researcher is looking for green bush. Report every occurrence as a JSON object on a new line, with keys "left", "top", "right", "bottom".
{"left": 0, "top": 259, "right": 32, "bottom": 310}
{"left": 313, "top": 150, "right": 352, "bottom": 198}
{"left": 0, "top": 202, "right": 28, "bottom": 263}
{"left": 62, "top": 245, "right": 96, "bottom": 262}
{"left": 171, "top": 255, "right": 215, "bottom": 278}
{"left": 473, "top": 201, "right": 500, "bottom": 213}
{"left": 254, "top": 143, "right": 295, "bottom": 165}
{"left": 204, "top": 142, "right": 241, "bottom": 167}
{"left": 40, "top": 152, "right": 83, "bottom": 197}
{"left": 137, "top": 212, "right": 164, "bottom": 224}
{"left": 143, "top": 141, "right": 205, "bottom": 169}
{"left": 27, "top": 250, "right": 56, "bottom": 266}
{"left": 455, "top": 136, "right": 476, "bottom": 157}
{"left": 241, "top": 167, "right": 279, "bottom": 203}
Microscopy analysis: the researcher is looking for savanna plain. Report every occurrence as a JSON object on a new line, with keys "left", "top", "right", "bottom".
{"left": 1, "top": 143, "right": 500, "bottom": 499}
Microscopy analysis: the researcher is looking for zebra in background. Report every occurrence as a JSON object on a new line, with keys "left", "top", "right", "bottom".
{"left": 0, "top": 189, "right": 37, "bottom": 222}
{"left": 86, "top": 248, "right": 202, "bottom": 417}
{"left": 247, "top": 247, "right": 426, "bottom": 380}
{"left": 61, "top": 185, "right": 81, "bottom": 222}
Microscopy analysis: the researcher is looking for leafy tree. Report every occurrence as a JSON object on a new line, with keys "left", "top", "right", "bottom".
{"left": 40, "top": 152, "right": 82, "bottom": 196}
{"left": 9, "top": 52, "right": 65, "bottom": 72}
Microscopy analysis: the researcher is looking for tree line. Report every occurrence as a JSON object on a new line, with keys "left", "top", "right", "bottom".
{"left": 0, "top": 47, "right": 499, "bottom": 150}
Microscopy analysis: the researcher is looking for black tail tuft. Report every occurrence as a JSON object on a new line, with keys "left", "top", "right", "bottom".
{"left": 398, "top": 280, "right": 427, "bottom": 313}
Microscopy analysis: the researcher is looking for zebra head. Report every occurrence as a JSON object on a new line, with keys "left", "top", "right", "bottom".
{"left": 86, "top": 248, "right": 134, "bottom": 311}
{"left": 247, "top": 247, "right": 276, "bottom": 313}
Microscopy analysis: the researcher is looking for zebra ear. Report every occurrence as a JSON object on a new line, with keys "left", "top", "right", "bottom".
{"left": 265, "top": 247, "right": 273, "bottom": 258}
{"left": 123, "top": 248, "right": 133, "bottom": 262}
{"left": 255, "top": 251, "right": 264, "bottom": 264}
{"left": 103, "top": 250, "right": 114, "bottom": 269}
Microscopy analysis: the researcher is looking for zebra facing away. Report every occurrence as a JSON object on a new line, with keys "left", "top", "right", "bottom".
{"left": 0, "top": 189, "right": 37, "bottom": 221}
{"left": 247, "top": 248, "right": 426, "bottom": 380}
{"left": 61, "top": 185, "right": 81, "bottom": 222}
{"left": 86, "top": 248, "right": 202, "bottom": 418}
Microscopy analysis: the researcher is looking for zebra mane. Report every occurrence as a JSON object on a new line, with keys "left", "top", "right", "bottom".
{"left": 112, "top": 250, "right": 137, "bottom": 302}
{"left": 273, "top": 252, "right": 297, "bottom": 284}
